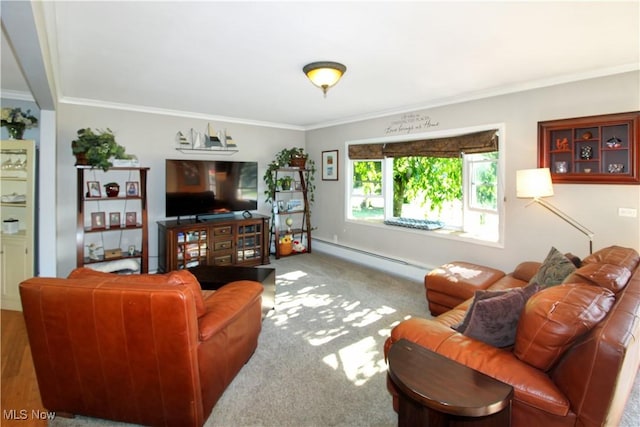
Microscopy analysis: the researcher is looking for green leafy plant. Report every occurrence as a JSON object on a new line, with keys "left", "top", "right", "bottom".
{"left": 263, "top": 147, "right": 316, "bottom": 205}
{"left": 277, "top": 176, "right": 293, "bottom": 191}
{"left": 71, "top": 128, "right": 130, "bottom": 171}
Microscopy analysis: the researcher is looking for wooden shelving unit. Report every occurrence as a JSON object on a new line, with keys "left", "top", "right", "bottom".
{"left": 76, "top": 166, "right": 150, "bottom": 273}
{"left": 269, "top": 168, "right": 312, "bottom": 259}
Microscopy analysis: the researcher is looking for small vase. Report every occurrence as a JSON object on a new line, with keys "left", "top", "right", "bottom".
{"left": 6, "top": 124, "right": 25, "bottom": 139}
{"left": 104, "top": 184, "right": 120, "bottom": 197}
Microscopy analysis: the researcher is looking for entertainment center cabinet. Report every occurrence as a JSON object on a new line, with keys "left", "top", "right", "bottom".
{"left": 157, "top": 213, "right": 270, "bottom": 272}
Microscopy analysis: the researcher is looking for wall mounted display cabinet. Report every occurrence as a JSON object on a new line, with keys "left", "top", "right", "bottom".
{"left": 538, "top": 111, "right": 639, "bottom": 184}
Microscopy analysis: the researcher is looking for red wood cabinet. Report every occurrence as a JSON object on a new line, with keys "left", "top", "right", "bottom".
{"left": 538, "top": 111, "right": 639, "bottom": 184}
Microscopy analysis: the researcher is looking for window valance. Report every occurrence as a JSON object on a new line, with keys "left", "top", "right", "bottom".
{"left": 348, "top": 129, "right": 499, "bottom": 159}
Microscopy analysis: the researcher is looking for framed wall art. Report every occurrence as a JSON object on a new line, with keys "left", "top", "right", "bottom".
{"left": 322, "top": 150, "right": 338, "bottom": 181}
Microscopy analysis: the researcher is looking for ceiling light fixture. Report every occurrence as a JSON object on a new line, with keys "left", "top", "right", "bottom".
{"left": 303, "top": 61, "right": 347, "bottom": 97}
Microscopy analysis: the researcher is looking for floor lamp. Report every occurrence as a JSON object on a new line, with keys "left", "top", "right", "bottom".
{"left": 516, "top": 168, "right": 594, "bottom": 254}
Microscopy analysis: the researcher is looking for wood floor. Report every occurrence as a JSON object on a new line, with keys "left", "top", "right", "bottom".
{"left": 1, "top": 309, "right": 47, "bottom": 427}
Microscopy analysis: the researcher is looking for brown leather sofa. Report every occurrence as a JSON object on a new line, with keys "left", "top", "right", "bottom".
{"left": 384, "top": 245, "right": 640, "bottom": 427}
{"left": 20, "top": 268, "right": 263, "bottom": 427}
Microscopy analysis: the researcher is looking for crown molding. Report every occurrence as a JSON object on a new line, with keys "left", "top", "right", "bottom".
{"left": 58, "top": 96, "right": 306, "bottom": 131}
{"left": 0, "top": 89, "right": 35, "bottom": 102}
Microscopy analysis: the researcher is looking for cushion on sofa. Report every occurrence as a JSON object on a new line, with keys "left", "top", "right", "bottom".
{"left": 453, "top": 284, "right": 540, "bottom": 347}
{"left": 514, "top": 284, "right": 615, "bottom": 371}
{"left": 582, "top": 245, "right": 640, "bottom": 271}
{"left": 528, "top": 247, "right": 577, "bottom": 288}
{"left": 562, "top": 263, "right": 632, "bottom": 293}
{"left": 68, "top": 267, "right": 206, "bottom": 317}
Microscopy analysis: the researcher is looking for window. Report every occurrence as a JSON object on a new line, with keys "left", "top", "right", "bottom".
{"left": 347, "top": 128, "right": 502, "bottom": 243}
{"left": 350, "top": 160, "right": 384, "bottom": 221}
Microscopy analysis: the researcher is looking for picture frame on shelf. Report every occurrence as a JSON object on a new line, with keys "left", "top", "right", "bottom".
{"left": 126, "top": 181, "right": 139, "bottom": 197}
{"left": 287, "top": 199, "right": 304, "bottom": 212}
{"left": 125, "top": 211, "right": 137, "bottom": 227}
{"left": 87, "top": 181, "right": 101, "bottom": 198}
{"left": 109, "top": 212, "right": 121, "bottom": 228}
{"left": 91, "top": 212, "right": 106, "bottom": 229}
{"left": 322, "top": 150, "right": 339, "bottom": 181}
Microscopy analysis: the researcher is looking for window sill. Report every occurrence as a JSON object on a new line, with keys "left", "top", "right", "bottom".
{"left": 346, "top": 218, "right": 504, "bottom": 248}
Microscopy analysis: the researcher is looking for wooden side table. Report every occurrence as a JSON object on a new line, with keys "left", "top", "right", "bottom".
{"left": 387, "top": 339, "right": 513, "bottom": 427}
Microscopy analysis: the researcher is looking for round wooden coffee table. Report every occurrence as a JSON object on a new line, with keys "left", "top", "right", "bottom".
{"left": 387, "top": 339, "right": 513, "bottom": 427}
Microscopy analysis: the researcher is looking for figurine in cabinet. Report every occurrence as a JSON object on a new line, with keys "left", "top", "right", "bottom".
{"left": 555, "top": 137, "right": 569, "bottom": 150}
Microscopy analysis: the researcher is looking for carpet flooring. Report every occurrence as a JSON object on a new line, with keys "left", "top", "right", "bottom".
{"left": 50, "top": 252, "right": 639, "bottom": 426}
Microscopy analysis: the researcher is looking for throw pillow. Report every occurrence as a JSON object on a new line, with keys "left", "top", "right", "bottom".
{"left": 528, "top": 247, "right": 577, "bottom": 288}
{"left": 514, "top": 283, "right": 614, "bottom": 371}
{"left": 454, "top": 284, "right": 540, "bottom": 347}
{"left": 453, "top": 288, "right": 511, "bottom": 334}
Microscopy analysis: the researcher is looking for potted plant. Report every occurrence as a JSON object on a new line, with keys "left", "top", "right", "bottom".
{"left": 263, "top": 147, "right": 316, "bottom": 205}
{"left": 71, "top": 128, "right": 130, "bottom": 171}
{"left": 277, "top": 176, "right": 293, "bottom": 191}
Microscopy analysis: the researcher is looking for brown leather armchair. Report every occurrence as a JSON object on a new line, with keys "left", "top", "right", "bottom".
{"left": 20, "top": 269, "right": 263, "bottom": 427}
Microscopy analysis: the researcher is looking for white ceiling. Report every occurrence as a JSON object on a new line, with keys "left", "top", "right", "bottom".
{"left": 2, "top": 1, "right": 639, "bottom": 129}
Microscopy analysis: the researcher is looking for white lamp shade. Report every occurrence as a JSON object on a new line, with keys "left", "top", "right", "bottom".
{"left": 516, "top": 168, "right": 554, "bottom": 198}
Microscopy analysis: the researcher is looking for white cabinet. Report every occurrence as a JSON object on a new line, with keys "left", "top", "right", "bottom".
{"left": 1, "top": 140, "right": 35, "bottom": 311}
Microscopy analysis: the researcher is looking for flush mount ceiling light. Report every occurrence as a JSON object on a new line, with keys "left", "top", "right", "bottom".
{"left": 303, "top": 61, "right": 347, "bottom": 97}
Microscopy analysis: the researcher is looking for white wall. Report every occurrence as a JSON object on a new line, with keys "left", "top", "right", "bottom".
{"left": 56, "top": 104, "right": 305, "bottom": 276}
{"left": 55, "top": 72, "right": 639, "bottom": 276}
{"left": 306, "top": 71, "right": 640, "bottom": 272}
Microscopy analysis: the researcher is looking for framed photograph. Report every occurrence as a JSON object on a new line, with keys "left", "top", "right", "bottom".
{"left": 91, "top": 212, "right": 106, "bottom": 229}
{"left": 322, "top": 150, "right": 339, "bottom": 181}
{"left": 125, "top": 181, "right": 139, "bottom": 197}
{"left": 87, "top": 181, "right": 101, "bottom": 198}
{"left": 125, "top": 211, "right": 137, "bottom": 227}
{"left": 109, "top": 212, "right": 121, "bottom": 228}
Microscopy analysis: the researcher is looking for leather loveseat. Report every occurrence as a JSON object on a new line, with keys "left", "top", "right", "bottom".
{"left": 384, "top": 245, "right": 640, "bottom": 426}
{"left": 20, "top": 268, "right": 263, "bottom": 427}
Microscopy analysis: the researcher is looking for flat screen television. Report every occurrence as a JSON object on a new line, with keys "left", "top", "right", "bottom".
{"left": 165, "top": 159, "right": 258, "bottom": 219}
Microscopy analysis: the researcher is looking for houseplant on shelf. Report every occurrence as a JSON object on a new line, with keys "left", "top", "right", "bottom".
{"left": 263, "top": 147, "right": 316, "bottom": 205}
{"left": 1, "top": 107, "right": 38, "bottom": 139}
{"left": 71, "top": 128, "right": 130, "bottom": 171}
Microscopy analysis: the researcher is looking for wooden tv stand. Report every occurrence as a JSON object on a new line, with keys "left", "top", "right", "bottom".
{"left": 157, "top": 213, "right": 270, "bottom": 272}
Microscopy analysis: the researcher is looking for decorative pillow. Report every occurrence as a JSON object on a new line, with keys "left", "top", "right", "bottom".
{"left": 454, "top": 284, "right": 540, "bottom": 347}
{"left": 514, "top": 284, "right": 614, "bottom": 371}
{"left": 67, "top": 268, "right": 206, "bottom": 317}
{"left": 453, "top": 288, "right": 511, "bottom": 333}
{"left": 562, "top": 263, "right": 631, "bottom": 293}
{"left": 528, "top": 247, "right": 577, "bottom": 288}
